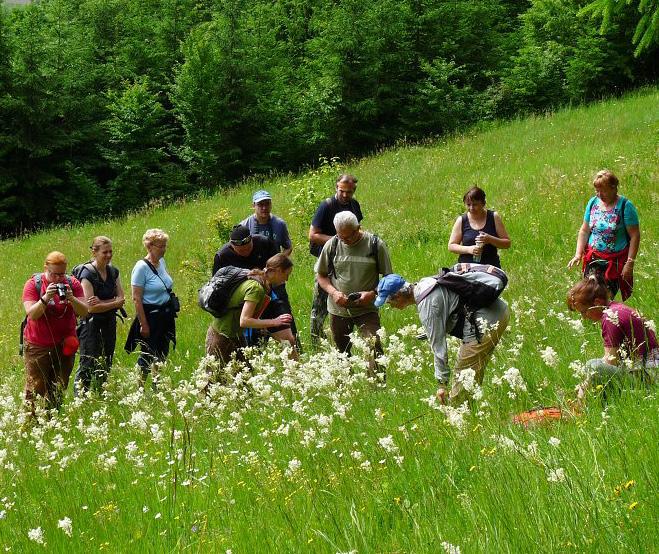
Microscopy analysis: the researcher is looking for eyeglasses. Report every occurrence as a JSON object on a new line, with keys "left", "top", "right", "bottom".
{"left": 231, "top": 236, "right": 252, "bottom": 246}
{"left": 48, "top": 269, "right": 67, "bottom": 277}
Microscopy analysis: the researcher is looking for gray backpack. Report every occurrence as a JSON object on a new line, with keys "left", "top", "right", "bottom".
{"left": 198, "top": 266, "right": 252, "bottom": 318}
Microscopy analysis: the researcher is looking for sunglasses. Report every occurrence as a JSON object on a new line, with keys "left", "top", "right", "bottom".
{"left": 231, "top": 236, "right": 252, "bottom": 246}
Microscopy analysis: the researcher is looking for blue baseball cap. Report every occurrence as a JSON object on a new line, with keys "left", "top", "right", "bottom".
{"left": 252, "top": 190, "right": 272, "bottom": 203}
{"left": 374, "top": 274, "right": 407, "bottom": 308}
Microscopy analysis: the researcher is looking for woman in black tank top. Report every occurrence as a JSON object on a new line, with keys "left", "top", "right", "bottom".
{"left": 448, "top": 186, "right": 511, "bottom": 268}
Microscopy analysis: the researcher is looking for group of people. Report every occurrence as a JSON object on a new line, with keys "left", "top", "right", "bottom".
{"left": 21, "top": 169, "right": 654, "bottom": 412}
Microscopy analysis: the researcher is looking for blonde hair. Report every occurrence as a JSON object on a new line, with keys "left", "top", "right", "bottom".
{"left": 593, "top": 169, "right": 619, "bottom": 190}
{"left": 143, "top": 228, "right": 169, "bottom": 248}
{"left": 44, "top": 251, "right": 67, "bottom": 267}
{"left": 91, "top": 236, "right": 112, "bottom": 252}
{"left": 567, "top": 275, "right": 610, "bottom": 311}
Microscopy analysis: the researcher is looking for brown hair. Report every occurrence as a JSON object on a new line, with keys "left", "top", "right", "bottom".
{"left": 567, "top": 276, "right": 610, "bottom": 311}
{"left": 336, "top": 174, "right": 358, "bottom": 186}
{"left": 593, "top": 169, "right": 619, "bottom": 190}
{"left": 44, "top": 251, "right": 67, "bottom": 267}
{"left": 91, "top": 236, "right": 112, "bottom": 252}
{"left": 247, "top": 253, "right": 294, "bottom": 283}
{"left": 463, "top": 186, "right": 486, "bottom": 204}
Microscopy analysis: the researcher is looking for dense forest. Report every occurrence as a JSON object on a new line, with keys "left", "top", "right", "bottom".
{"left": 0, "top": 0, "right": 656, "bottom": 236}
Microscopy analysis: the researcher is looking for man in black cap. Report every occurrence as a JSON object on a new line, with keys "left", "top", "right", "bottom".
{"left": 213, "top": 224, "right": 296, "bottom": 350}
{"left": 213, "top": 224, "right": 278, "bottom": 276}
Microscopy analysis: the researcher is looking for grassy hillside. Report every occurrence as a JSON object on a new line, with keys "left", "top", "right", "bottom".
{"left": 0, "top": 88, "right": 656, "bottom": 552}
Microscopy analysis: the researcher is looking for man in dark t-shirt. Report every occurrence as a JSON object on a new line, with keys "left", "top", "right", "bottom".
{"left": 213, "top": 224, "right": 296, "bottom": 350}
{"left": 308, "top": 174, "right": 363, "bottom": 345}
{"left": 213, "top": 225, "right": 278, "bottom": 276}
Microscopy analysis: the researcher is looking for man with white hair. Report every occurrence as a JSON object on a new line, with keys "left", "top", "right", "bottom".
{"left": 315, "top": 211, "right": 392, "bottom": 379}
{"left": 308, "top": 174, "right": 363, "bottom": 346}
{"left": 373, "top": 273, "right": 509, "bottom": 404}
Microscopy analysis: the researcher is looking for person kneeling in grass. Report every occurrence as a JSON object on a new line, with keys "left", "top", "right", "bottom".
{"left": 567, "top": 275, "right": 657, "bottom": 394}
{"left": 374, "top": 274, "right": 509, "bottom": 405}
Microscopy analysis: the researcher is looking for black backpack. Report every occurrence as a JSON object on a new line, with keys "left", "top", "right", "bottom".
{"left": 19, "top": 273, "right": 73, "bottom": 356}
{"left": 198, "top": 266, "right": 253, "bottom": 317}
{"left": 417, "top": 263, "right": 508, "bottom": 340}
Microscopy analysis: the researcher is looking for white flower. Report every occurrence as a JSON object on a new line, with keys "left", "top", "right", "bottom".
{"left": 154, "top": 513, "right": 162, "bottom": 519}
{"left": 374, "top": 408, "right": 385, "bottom": 421}
{"left": 500, "top": 367, "right": 527, "bottom": 392}
{"left": 28, "top": 527, "right": 45, "bottom": 545}
{"left": 644, "top": 319, "right": 656, "bottom": 333}
{"left": 285, "top": 458, "right": 302, "bottom": 478}
{"left": 547, "top": 468, "right": 566, "bottom": 483}
{"left": 568, "top": 319, "right": 584, "bottom": 333}
{"left": 540, "top": 346, "right": 559, "bottom": 368}
{"left": 441, "top": 542, "right": 461, "bottom": 554}
{"left": 359, "top": 460, "right": 372, "bottom": 472}
{"left": 603, "top": 308, "right": 619, "bottom": 326}
{"left": 548, "top": 437, "right": 561, "bottom": 448}
{"left": 378, "top": 435, "right": 399, "bottom": 454}
{"left": 143, "top": 506, "right": 149, "bottom": 513}
{"left": 57, "top": 517, "right": 72, "bottom": 537}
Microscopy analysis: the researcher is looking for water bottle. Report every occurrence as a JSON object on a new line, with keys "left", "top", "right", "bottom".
{"left": 473, "top": 234, "right": 483, "bottom": 263}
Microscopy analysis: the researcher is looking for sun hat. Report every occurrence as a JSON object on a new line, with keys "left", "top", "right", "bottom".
{"left": 374, "top": 274, "right": 407, "bottom": 308}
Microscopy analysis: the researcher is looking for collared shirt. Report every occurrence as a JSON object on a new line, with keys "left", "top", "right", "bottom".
{"left": 315, "top": 231, "right": 392, "bottom": 317}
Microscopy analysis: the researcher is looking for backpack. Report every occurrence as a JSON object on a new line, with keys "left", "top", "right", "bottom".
{"left": 198, "top": 266, "right": 253, "bottom": 317}
{"left": 326, "top": 233, "right": 382, "bottom": 277}
{"left": 417, "top": 263, "right": 508, "bottom": 340}
{"left": 19, "top": 273, "right": 73, "bottom": 356}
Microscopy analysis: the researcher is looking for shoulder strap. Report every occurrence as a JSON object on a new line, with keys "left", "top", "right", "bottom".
{"left": 369, "top": 233, "right": 381, "bottom": 275}
{"left": 327, "top": 235, "right": 339, "bottom": 277}
{"left": 142, "top": 258, "right": 172, "bottom": 293}
{"left": 33, "top": 273, "right": 42, "bottom": 295}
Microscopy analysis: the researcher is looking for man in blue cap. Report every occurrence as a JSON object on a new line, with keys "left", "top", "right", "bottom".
{"left": 375, "top": 273, "right": 509, "bottom": 404}
{"left": 241, "top": 190, "right": 292, "bottom": 256}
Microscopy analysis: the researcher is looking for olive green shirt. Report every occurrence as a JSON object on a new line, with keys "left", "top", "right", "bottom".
{"left": 315, "top": 231, "right": 392, "bottom": 317}
{"left": 211, "top": 279, "right": 267, "bottom": 338}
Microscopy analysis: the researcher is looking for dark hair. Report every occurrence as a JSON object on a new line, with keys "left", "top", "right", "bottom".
{"left": 567, "top": 275, "right": 610, "bottom": 311}
{"left": 463, "top": 186, "right": 486, "bottom": 204}
{"left": 336, "top": 174, "right": 358, "bottom": 186}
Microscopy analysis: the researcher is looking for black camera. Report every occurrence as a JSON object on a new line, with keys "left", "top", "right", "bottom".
{"left": 56, "top": 284, "right": 67, "bottom": 300}
{"left": 347, "top": 292, "right": 361, "bottom": 303}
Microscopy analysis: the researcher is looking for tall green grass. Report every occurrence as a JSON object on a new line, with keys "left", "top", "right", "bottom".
{"left": 0, "top": 88, "right": 656, "bottom": 552}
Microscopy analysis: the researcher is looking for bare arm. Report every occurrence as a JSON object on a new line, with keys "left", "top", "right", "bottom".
{"left": 308, "top": 225, "right": 333, "bottom": 248}
{"left": 621, "top": 225, "right": 640, "bottom": 282}
{"left": 448, "top": 217, "right": 467, "bottom": 255}
{"left": 23, "top": 282, "right": 57, "bottom": 320}
{"left": 82, "top": 278, "right": 125, "bottom": 314}
{"left": 603, "top": 346, "right": 619, "bottom": 366}
{"left": 282, "top": 244, "right": 293, "bottom": 257}
{"left": 239, "top": 300, "right": 292, "bottom": 329}
{"left": 487, "top": 212, "right": 511, "bottom": 249}
{"left": 132, "top": 285, "right": 149, "bottom": 338}
{"left": 316, "top": 273, "right": 349, "bottom": 307}
{"left": 568, "top": 221, "right": 591, "bottom": 269}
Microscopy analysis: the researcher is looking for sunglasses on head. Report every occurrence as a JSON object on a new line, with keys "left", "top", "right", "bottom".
{"left": 231, "top": 236, "right": 252, "bottom": 246}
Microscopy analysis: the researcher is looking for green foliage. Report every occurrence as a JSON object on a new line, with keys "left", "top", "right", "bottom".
{"left": 0, "top": 0, "right": 656, "bottom": 236}
{"left": 580, "top": 0, "right": 659, "bottom": 55}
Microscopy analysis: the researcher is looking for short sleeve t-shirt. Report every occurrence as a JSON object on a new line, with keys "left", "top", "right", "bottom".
{"left": 131, "top": 259, "right": 172, "bottom": 306}
{"left": 314, "top": 232, "right": 392, "bottom": 317}
{"left": 600, "top": 302, "right": 657, "bottom": 360}
{"left": 22, "top": 274, "right": 84, "bottom": 347}
{"left": 211, "top": 279, "right": 267, "bottom": 338}
{"left": 309, "top": 197, "right": 363, "bottom": 256}
{"left": 240, "top": 215, "right": 292, "bottom": 252}
{"left": 585, "top": 196, "right": 639, "bottom": 253}
{"left": 212, "top": 235, "right": 278, "bottom": 276}
{"left": 79, "top": 264, "right": 119, "bottom": 301}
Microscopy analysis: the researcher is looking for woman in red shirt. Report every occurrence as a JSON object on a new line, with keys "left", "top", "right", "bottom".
{"left": 22, "top": 251, "right": 88, "bottom": 410}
